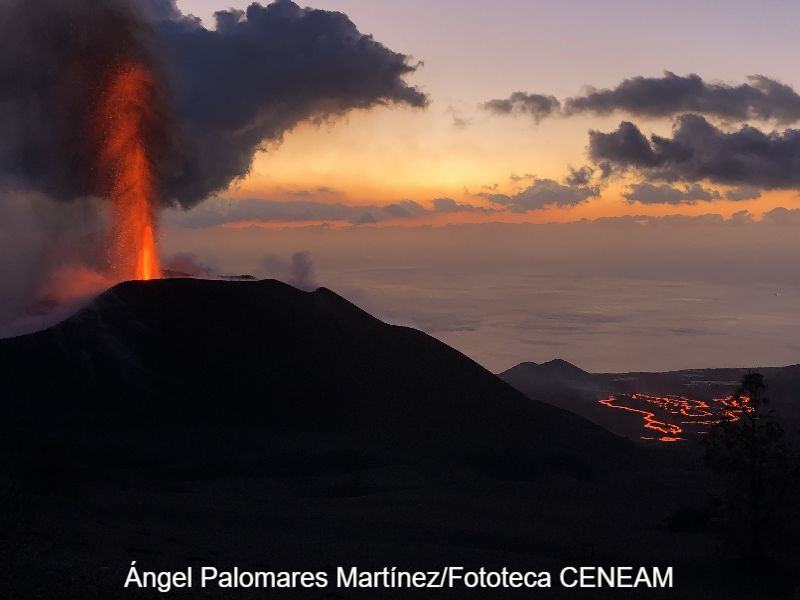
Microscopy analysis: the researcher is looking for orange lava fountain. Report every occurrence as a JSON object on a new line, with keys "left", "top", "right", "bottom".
{"left": 96, "top": 63, "right": 162, "bottom": 280}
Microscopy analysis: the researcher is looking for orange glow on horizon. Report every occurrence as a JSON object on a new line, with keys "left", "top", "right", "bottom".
{"left": 214, "top": 107, "right": 800, "bottom": 227}
{"left": 202, "top": 188, "right": 799, "bottom": 232}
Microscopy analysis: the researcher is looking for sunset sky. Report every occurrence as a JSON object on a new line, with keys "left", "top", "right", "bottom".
{"left": 145, "top": 0, "right": 800, "bottom": 373}
{"left": 175, "top": 0, "right": 800, "bottom": 225}
{"left": 3, "top": 0, "right": 800, "bottom": 372}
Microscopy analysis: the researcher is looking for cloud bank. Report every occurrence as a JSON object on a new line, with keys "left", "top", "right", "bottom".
{"left": 485, "top": 72, "right": 800, "bottom": 124}
{"left": 588, "top": 114, "right": 800, "bottom": 189}
{"left": 623, "top": 183, "right": 720, "bottom": 205}
{"left": 482, "top": 178, "right": 599, "bottom": 212}
{"left": 165, "top": 196, "right": 491, "bottom": 228}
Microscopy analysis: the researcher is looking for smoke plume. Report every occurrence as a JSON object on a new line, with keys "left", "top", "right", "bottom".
{"left": 262, "top": 251, "right": 319, "bottom": 291}
{"left": 0, "top": 0, "right": 425, "bottom": 328}
{"left": 0, "top": 0, "right": 426, "bottom": 208}
{"left": 0, "top": 0, "right": 168, "bottom": 201}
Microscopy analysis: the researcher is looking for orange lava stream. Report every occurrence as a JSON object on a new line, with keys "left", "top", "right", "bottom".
{"left": 97, "top": 63, "right": 162, "bottom": 281}
{"left": 599, "top": 393, "right": 750, "bottom": 443}
{"left": 599, "top": 396, "right": 683, "bottom": 440}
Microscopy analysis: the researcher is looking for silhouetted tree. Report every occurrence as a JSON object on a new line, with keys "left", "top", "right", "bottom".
{"left": 705, "top": 371, "right": 791, "bottom": 567}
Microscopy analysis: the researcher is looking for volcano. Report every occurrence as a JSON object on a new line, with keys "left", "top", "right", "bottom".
{"left": 1, "top": 278, "right": 629, "bottom": 477}
{"left": 3, "top": 280, "right": 797, "bottom": 599}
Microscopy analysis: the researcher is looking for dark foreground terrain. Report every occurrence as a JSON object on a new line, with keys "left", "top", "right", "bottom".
{"left": 0, "top": 279, "right": 797, "bottom": 598}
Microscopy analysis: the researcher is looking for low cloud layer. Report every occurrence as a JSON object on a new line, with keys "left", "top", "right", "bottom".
{"left": 485, "top": 72, "right": 800, "bottom": 124}
{"left": 624, "top": 183, "right": 720, "bottom": 205}
{"left": 482, "top": 178, "right": 599, "bottom": 212}
{"left": 165, "top": 196, "right": 491, "bottom": 228}
{"left": 588, "top": 114, "right": 800, "bottom": 189}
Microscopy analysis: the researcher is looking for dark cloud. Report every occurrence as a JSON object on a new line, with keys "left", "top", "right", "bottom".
{"left": 725, "top": 186, "right": 762, "bottom": 201}
{"left": 482, "top": 92, "right": 560, "bottom": 123}
{"left": 0, "top": 0, "right": 168, "bottom": 200}
{"left": 356, "top": 212, "right": 378, "bottom": 225}
{"left": 483, "top": 178, "right": 599, "bottom": 212}
{"left": 597, "top": 161, "right": 614, "bottom": 180}
{"left": 588, "top": 121, "right": 659, "bottom": 168}
{"left": 158, "top": 1, "right": 427, "bottom": 207}
{"left": 623, "top": 183, "right": 720, "bottom": 205}
{"left": 431, "top": 197, "right": 485, "bottom": 213}
{"left": 588, "top": 115, "right": 800, "bottom": 189}
{"left": 485, "top": 72, "right": 800, "bottom": 124}
{"left": 141, "top": 0, "right": 183, "bottom": 20}
{"left": 0, "top": 0, "right": 427, "bottom": 208}
{"left": 563, "top": 72, "right": 800, "bottom": 123}
{"left": 728, "top": 210, "right": 755, "bottom": 224}
{"left": 384, "top": 200, "right": 427, "bottom": 218}
{"left": 761, "top": 206, "right": 800, "bottom": 226}
{"left": 565, "top": 166, "right": 595, "bottom": 186}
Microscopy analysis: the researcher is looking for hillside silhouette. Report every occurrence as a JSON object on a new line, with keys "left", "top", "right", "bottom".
{"left": 1, "top": 279, "right": 629, "bottom": 479}
{"left": 1, "top": 280, "right": 795, "bottom": 599}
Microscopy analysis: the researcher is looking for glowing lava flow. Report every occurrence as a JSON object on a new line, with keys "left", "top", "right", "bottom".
{"left": 599, "top": 393, "right": 750, "bottom": 443}
{"left": 97, "top": 63, "right": 162, "bottom": 281}
{"left": 599, "top": 396, "right": 682, "bottom": 442}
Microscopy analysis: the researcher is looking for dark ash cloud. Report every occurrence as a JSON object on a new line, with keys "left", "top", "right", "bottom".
{"left": 623, "top": 183, "right": 720, "bottom": 205}
{"left": 483, "top": 178, "right": 599, "bottom": 212}
{"left": 0, "top": 0, "right": 427, "bottom": 208}
{"left": 0, "top": 0, "right": 168, "bottom": 201}
{"left": 482, "top": 92, "right": 560, "bottom": 123}
{"left": 588, "top": 115, "right": 800, "bottom": 189}
{"left": 158, "top": 1, "right": 427, "bottom": 207}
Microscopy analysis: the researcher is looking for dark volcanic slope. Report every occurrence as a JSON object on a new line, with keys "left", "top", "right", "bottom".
{"left": 0, "top": 279, "right": 629, "bottom": 478}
